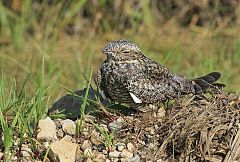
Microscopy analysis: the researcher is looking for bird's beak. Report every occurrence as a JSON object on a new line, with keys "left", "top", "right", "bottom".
{"left": 102, "top": 49, "right": 113, "bottom": 57}
{"left": 102, "top": 48, "right": 109, "bottom": 54}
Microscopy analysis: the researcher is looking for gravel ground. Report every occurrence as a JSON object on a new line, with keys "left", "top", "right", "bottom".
{"left": 2, "top": 89, "right": 240, "bottom": 162}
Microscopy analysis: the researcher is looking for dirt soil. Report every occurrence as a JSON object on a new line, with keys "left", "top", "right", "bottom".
{"left": 49, "top": 89, "right": 240, "bottom": 161}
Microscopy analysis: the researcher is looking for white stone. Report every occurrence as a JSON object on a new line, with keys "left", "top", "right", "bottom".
{"left": 127, "top": 143, "right": 135, "bottom": 152}
{"left": 49, "top": 138, "right": 79, "bottom": 162}
{"left": 131, "top": 155, "right": 141, "bottom": 162}
{"left": 37, "top": 117, "right": 57, "bottom": 141}
{"left": 108, "top": 117, "right": 125, "bottom": 132}
{"left": 61, "top": 119, "right": 76, "bottom": 135}
{"left": 157, "top": 108, "right": 166, "bottom": 118}
{"left": 108, "top": 150, "right": 121, "bottom": 158}
{"left": 120, "top": 149, "right": 133, "bottom": 159}
{"left": 118, "top": 145, "right": 125, "bottom": 152}
{"left": 81, "top": 140, "right": 92, "bottom": 151}
{"left": 116, "top": 143, "right": 126, "bottom": 152}
{"left": 102, "top": 150, "right": 108, "bottom": 155}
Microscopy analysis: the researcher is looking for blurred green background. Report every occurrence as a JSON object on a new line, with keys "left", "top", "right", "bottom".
{"left": 0, "top": 0, "right": 240, "bottom": 100}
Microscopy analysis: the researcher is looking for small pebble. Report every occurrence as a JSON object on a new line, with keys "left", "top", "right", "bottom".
{"left": 118, "top": 145, "right": 125, "bottom": 152}
{"left": 120, "top": 149, "right": 133, "bottom": 158}
{"left": 108, "top": 117, "right": 125, "bottom": 132}
{"left": 102, "top": 150, "right": 108, "bottom": 155}
{"left": 113, "top": 158, "right": 119, "bottom": 162}
{"left": 86, "top": 158, "right": 93, "bottom": 162}
{"left": 49, "top": 138, "right": 79, "bottom": 162}
{"left": 120, "top": 158, "right": 129, "bottom": 162}
{"left": 81, "top": 140, "right": 92, "bottom": 151}
{"left": 127, "top": 143, "right": 135, "bottom": 152}
{"left": 109, "top": 150, "right": 121, "bottom": 158}
{"left": 37, "top": 117, "right": 57, "bottom": 141}
{"left": 131, "top": 155, "right": 141, "bottom": 162}
{"left": 149, "top": 143, "right": 155, "bottom": 149}
{"left": 149, "top": 129, "right": 155, "bottom": 135}
{"left": 116, "top": 143, "right": 126, "bottom": 152}
{"left": 157, "top": 107, "right": 166, "bottom": 118}
{"left": 61, "top": 119, "right": 76, "bottom": 135}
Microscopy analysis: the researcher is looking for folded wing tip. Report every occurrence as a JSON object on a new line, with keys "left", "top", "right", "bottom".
{"left": 130, "top": 92, "right": 142, "bottom": 103}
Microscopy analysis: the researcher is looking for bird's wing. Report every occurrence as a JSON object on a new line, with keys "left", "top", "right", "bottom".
{"left": 124, "top": 58, "right": 176, "bottom": 103}
{"left": 126, "top": 74, "right": 173, "bottom": 103}
{"left": 143, "top": 58, "right": 173, "bottom": 79}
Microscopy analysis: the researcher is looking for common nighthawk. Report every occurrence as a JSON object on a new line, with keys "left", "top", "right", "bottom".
{"left": 97, "top": 40, "right": 224, "bottom": 111}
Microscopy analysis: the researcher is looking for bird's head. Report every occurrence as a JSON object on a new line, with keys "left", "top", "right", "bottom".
{"left": 102, "top": 40, "right": 143, "bottom": 62}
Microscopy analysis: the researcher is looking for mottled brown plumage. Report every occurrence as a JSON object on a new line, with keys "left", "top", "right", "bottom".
{"left": 97, "top": 40, "right": 224, "bottom": 111}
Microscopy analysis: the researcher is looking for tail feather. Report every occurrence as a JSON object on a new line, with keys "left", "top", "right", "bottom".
{"left": 191, "top": 72, "right": 225, "bottom": 93}
{"left": 194, "top": 72, "right": 221, "bottom": 84}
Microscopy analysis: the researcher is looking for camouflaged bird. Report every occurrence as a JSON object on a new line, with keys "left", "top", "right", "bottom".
{"left": 97, "top": 40, "right": 224, "bottom": 111}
